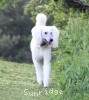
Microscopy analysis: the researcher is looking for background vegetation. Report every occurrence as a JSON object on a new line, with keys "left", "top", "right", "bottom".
{"left": 0, "top": 0, "right": 89, "bottom": 100}
{"left": 0, "top": 0, "right": 89, "bottom": 63}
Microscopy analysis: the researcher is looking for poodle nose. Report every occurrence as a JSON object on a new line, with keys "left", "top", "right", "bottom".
{"left": 50, "top": 39, "right": 53, "bottom": 42}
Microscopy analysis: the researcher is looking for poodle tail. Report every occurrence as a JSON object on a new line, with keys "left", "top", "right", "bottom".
{"left": 36, "top": 13, "right": 47, "bottom": 26}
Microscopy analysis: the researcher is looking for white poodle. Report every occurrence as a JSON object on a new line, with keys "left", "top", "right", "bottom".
{"left": 30, "top": 13, "right": 60, "bottom": 87}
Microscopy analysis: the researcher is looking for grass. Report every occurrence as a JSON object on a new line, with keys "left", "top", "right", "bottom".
{"left": 0, "top": 60, "right": 64, "bottom": 100}
{"left": 0, "top": 16, "right": 89, "bottom": 100}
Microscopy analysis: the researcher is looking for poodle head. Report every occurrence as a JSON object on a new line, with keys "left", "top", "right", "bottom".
{"left": 41, "top": 27, "right": 53, "bottom": 46}
{"left": 31, "top": 26, "right": 60, "bottom": 47}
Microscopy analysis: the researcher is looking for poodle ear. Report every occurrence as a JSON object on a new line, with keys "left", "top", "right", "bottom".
{"left": 51, "top": 26, "right": 60, "bottom": 48}
{"left": 31, "top": 26, "right": 42, "bottom": 44}
{"left": 31, "top": 26, "right": 41, "bottom": 38}
{"left": 31, "top": 26, "right": 42, "bottom": 40}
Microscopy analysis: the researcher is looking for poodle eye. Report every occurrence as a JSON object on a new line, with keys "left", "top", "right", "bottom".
{"left": 50, "top": 32, "right": 52, "bottom": 34}
{"left": 45, "top": 32, "right": 47, "bottom": 34}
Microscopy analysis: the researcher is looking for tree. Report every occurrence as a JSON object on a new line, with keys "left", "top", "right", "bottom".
{"left": 0, "top": 0, "right": 33, "bottom": 62}
{"left": 54, "top": 0, "right": 89, "bottom": 11}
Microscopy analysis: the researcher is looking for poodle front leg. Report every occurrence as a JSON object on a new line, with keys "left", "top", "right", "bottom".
{"left": 33, "top": 61, "right": 43, "bottom": 85}
{"left": 43, "top": 60, "right": 51, "bottom": 88}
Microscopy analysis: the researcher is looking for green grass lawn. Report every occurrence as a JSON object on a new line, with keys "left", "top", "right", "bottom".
{"left": 0, "top": 60, "right": 64, "bottom": 100}
{"left": 0, "top": 56, "right": 89, "bottom": 100}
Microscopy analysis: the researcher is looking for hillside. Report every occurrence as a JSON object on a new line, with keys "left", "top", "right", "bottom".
{"left": 0, "top": 60, "right": 63, "bottom": 100}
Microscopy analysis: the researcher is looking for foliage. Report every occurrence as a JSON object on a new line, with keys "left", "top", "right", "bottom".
{"left": 0, "top": 0, "right": 33, "bottom": 62}
{"left": 24, "top": 0, "right": 68, "bottom": 28}
{"left": 0, "top": 0, "right": 89, "bottom": 63}
{"left": 24, "top": 0, "right": 89, "bottom": 28}
{"left": 52, "top": 15, "right": 89, "bottom": 99}
{"left": 0, "top": 35, "right": 20, "bottom": 56}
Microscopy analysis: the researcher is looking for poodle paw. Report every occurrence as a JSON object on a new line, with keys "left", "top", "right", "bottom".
{"left": 37, "top": 80, "right": 43, "bottom": 85}
{"left": 44, "top": 82, "right": 49, "bottom": 88}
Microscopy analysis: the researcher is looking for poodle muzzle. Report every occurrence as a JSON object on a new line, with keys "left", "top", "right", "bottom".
{"left": 41, "top": 39, "right": 53, "bottom": 46}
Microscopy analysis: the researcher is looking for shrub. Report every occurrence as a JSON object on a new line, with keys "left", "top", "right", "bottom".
{"left": 52, "top": 16, "right": 89, "bottom": 99}
{"left": 0, "top": 35, "right": 20, "bottom": 56}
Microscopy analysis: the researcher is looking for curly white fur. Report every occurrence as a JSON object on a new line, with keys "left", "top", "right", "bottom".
{"left": 36, "top": 13, "right": 47, "bottom": 26}
{"left": 30, "top": 13, "right": 60, "bottom": 87}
